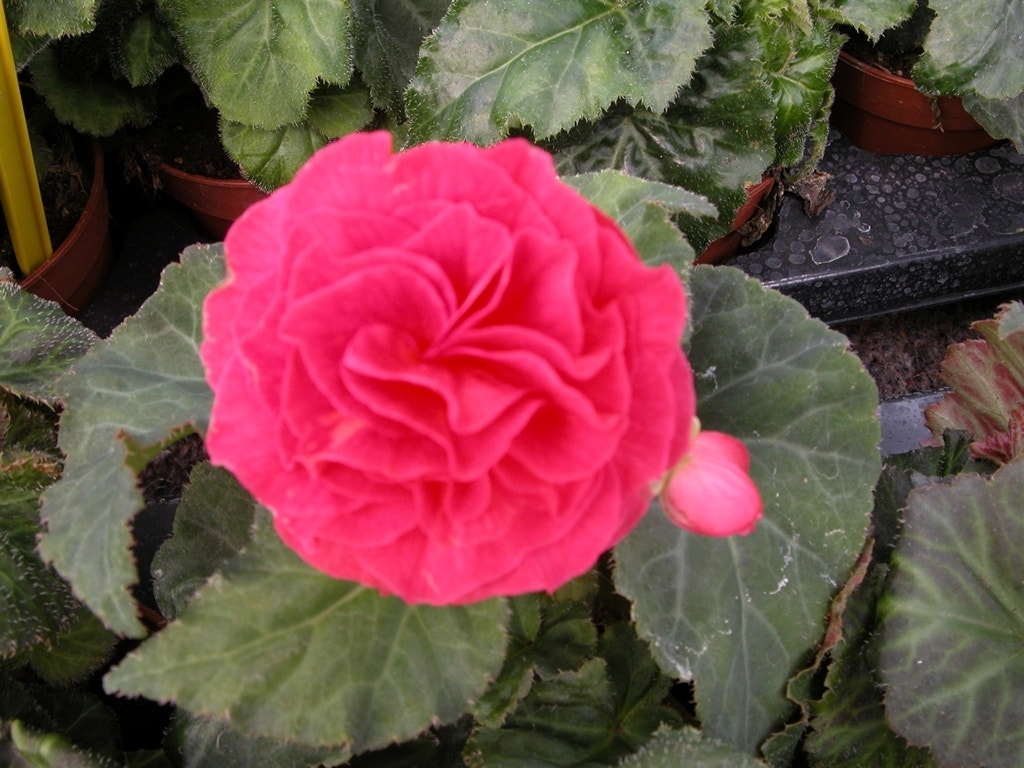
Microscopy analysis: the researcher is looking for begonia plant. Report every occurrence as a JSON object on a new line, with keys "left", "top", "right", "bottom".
{"left": 5, "top": 125, "right": 1024, "bottom": 766}
{"left": 2, "top": 130, "right": 889, "bottom": 766}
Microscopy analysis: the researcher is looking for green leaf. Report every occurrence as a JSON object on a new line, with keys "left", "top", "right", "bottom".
{"left": 759, "top": 532, "right": 875, "bottom": 768}
{"left": 0, "top": 677, "right": 122, "bottom": 766}
{"left": 550, "top": 24, "right": 775, "bottom": 251}
{"left": 38, "top": 246, "right": 223, "bottom": 637}
{"left": 0, "top": 526, "right": 80, "bottom": 661}
{"left": 222, "top": 81, "right": 375, "bottom": 189}
{"left": 307, "top": 82, "right": 375, "bottom": 138}
{"left": 615, "top": 266, "right": 881, "bottom": 754}
{"left": 166, "top": 712, "right": 351, "bottom": 768}
{"left": 880, "top": 459, "right": 1024, "bottom": 768}
{"left": 151, "top": 463, "right": 256, "bottom": 621}
{"left": 7, "top": 720, "right": 116, "bottom": 768}
{"left": 157, "top": 0, "right": 354, "bottom": 128}
{"left": 351, "top": 0, "right": 451, "bottom": 114}
{"left": 0, "top": 395, "right": 59, "bottom": 456}
{"left": 753, "top": 15, "right": 842, "bottom": 169}
{"left": 407, "top": 0, "right": 713, "bottom": 144}
{"left": 475, "top": 594, "right": 598, "bottom": 727}
{"left": 3, "top": 0, "right": 97, "bottom": 37}
{"left": 963, "top": 91, "right": 1024, "bottom": 151}
{"left": 0, "top": 281, "right": 97, "bottom": 405}
{"left": 824, "top": 0, "right": 917, "bottom": 41}
{"left": 467, "top": 624, "right": 679, "bottom": 766}
{"left": 29, "top": 46, "right": 156, "bottom": 137}
{"left": 564, "top": 171, "right": 714, "bottom": 270}
{"left": 0, "top": 432, "right": 78, "bottom": 661}
{"left": 915, "top": 0, "right": 1024, "bottom": 99}
{"left": 26, "top": 609, "right": 118, "bottom": 686}
{"left": 121, "top": 8, "right": 181, "bottom": 87}
{"left": 222, "top": 119, "right": 328, "bottom": 191}
{"left": 804, "top": 564, "right": 939, "bottom": 768}
{"left": 615, "top": 727, "right": 767, "bottom": 768}
{"left": 106, "top": 511, "right": 509, "bottom": 750}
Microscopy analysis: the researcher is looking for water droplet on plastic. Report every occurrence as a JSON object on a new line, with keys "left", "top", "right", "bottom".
{"left": 994, "top": 172, "right": 1024, "bottom": 203}
{"left": 975, "top": 156, "right": 1001, "bottom": 174}
{"left": 812, "top": 235, "right": 850, "bottom": 264}
{"left": 936, "top": 203, "right": 979, "bottom": 237}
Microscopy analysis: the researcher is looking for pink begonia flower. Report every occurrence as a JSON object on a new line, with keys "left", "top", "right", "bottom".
{"left": 201, "top": 130, "right": 755, "bottom": 605}
{"left": 659, "top": 426, "right": 763, "bottom": 537}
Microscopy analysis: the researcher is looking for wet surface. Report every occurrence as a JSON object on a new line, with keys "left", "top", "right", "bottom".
{"left": 878, "top": 391, "right": 946, "bottom": 456}
{"left": 734, "top": 132, "right": 1024, "bottom": 323}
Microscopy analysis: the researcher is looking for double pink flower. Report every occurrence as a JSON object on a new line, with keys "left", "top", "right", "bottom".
{"left": 201, "top": 132, "right": 761, "bottom": 605}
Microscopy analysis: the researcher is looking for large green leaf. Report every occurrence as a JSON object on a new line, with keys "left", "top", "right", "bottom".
{"left": 25, "top": 609, "right": 118, "bottom": 686}
{"left": 616, "top": 727, "right": 767, "bottom": 768}
{"left": 406, "top": 0, "right": 712, "bottom": 144}
{"left": 157, "top": 0, "right": 353, "bottom": 128}
{"left": 615, "top": 266, "right": 881, "bottom": 754}
{"left": 550, "top": 24, "right": 775, "bottom": 251}
{"left": 0, "top": 280, "right": 97, "bottom": 405}
{"left": 914, "top": 0, "right": 1024, "bottom": 99}
{"left": 351, "top": 0, "right": 451, "bottom": 114}
{"left": 38, "top": 246, "right": 223, "bottom": 637}
{"left": 564, "top": 171, "right": 715, "bottom": 270}
{"left": 106, "top": 511, "right": 509, "bottom": 751}
{"left": 880, "top": 459, "right": 1024, "bottom": 768}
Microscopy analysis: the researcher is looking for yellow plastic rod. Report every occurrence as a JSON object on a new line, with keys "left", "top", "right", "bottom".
{"left": 0, "top": 0, "right": 51, "bottom": 276}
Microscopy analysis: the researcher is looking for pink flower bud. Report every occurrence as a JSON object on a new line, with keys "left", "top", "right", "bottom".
{"left": 660, "top": 430, "right": 763, "bottom": 536}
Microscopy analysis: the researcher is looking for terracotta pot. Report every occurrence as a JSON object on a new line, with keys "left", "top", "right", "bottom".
{"left": 831, "top": 50, "right": 998, "bottom": 155}
{"left": 158, "top": 163, "right": 267, "bottom": 240}
{"left": 20, "top": 140, "right": 113, "bottom": 316}
{"left": 697, "top": 176, "right": 778, "bottom": 265}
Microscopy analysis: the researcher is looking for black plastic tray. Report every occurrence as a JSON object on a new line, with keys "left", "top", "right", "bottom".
{"left": 734, "top": 132, "right": 1024, "bottom": 324}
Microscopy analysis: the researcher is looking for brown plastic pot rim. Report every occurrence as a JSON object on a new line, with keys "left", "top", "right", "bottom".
{"left": 158, "top": 163, "right": 268, "bottom": 221}
{"left": 696, "top": 176, "right": 777, "bottom": 266}
{"left": 158, "top": 161, "right": 265, "bottom": 191}
{"left": 834, "top": 50, "right": 983, "bottom": 131}
{"left": 20, "top": 140, "right": 112, "bottom": 315}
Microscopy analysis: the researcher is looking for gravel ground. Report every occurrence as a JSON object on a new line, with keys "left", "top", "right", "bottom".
{"left": 835, "top": 287, "right": 1024, "bottom": 400}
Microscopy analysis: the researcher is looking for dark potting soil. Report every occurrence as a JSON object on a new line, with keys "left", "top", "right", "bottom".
{"left": 0, "top": 126, "right": 92, "bottom": 279}
{"left": 122, "top": 76, "right": 243, "bottom": 188}
{"left": 139, "top": 432, "right": 209, "bottom": 504}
